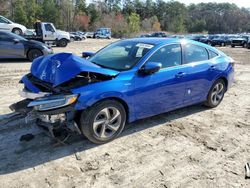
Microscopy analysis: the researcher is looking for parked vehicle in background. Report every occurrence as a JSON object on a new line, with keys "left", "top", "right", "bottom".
{"left": 0, "top": 15, "right": 27, "bottom": 35}
{"left": 85, "top": 32, "right": 94, "bottom": 38}
{"left": 23, "top": 22, "right": 70, "bottom": 47}
{"left": 150, "top": 32, "right": 168, "bottom": 37}
{"left": 75, "top": 31, "right": 87, "bottom": 39}
{"left": 247, "top": 38, "right": 250, "bottom": 49}
{"left": 210, "top": 36, "right": 231, "bottom": 46}
{"left": 0, "top": 31, "right": 53, "bottom": 61}
{"left": 11, "top": 38, "right": 234, "bottom": 144}
{"left": 231, "top": 35, "right": 249, "bottom": 48}
{"left": 186, "top": 34, "right": 206, "bottom": 42}
{"left": 24, "top": 29, "right": 36, "bottom": 36}
{"left": 70, "top": 32, "right": 83, "bottom": 41}
{"left": 199, "top": 35, "right": 218, "bottom": 45}
{"left": 139, "top": 34, "right": 151, "bottom": 37}
{"left": 94, "top": 28, "right": 111, "bottom": 39}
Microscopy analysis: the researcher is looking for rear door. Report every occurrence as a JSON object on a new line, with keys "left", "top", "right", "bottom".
{"left": 0, "top": 32, "right": 25, "bottom": 58}
{"left": 182, "top": 43, "right": 219, "bottom": 104}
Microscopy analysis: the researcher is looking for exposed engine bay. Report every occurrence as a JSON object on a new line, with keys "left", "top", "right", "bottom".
{"left": 9, "top": 53, "right": 118, "bottom": 144}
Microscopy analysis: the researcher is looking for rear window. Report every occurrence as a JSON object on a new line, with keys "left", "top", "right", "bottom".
{"left": 209, "top": 50, "right": 219, "bottom": 59}
{"left": 184, "top": 44, "right": 209, "bottom": 64}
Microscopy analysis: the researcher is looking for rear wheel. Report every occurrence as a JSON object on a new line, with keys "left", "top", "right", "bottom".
{"left": 205, "top": 79, "right": 226, "bottom": 108}
{"left": 12, "top": 28, "right": 22, "bottom": 35}
{"left": 231, "top": 45, "right": 235, "bottom": 48}
{"left": 79, "top": 100, "right": 126, "bottom": 144}
{"left": 243, "top": 43, "right": 247, "bottom": 48}
{"left": 221, "top": 42, "right": 225, "bottom": 46}
{"left": 27, "top": 49, "right": 43, "bottom": 61}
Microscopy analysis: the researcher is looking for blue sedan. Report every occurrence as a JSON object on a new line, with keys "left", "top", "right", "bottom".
{"left": 11, "top": 38, "right": 234, "bottom": 144}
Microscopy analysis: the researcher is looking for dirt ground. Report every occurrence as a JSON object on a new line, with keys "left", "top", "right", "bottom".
{"left": 0, "top": 39, "right": 249, "bottom": 188}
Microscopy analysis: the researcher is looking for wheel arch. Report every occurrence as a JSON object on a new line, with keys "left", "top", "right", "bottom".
{"left": 26, "top": 48, "right": 43, "bottom": 58}
{"left": 12, "top": 27, "right": 23, "bottom": 33}
{"left": 74, "top": 96, "right": 130, "bottom": 127}
{"left": 91, "top": 97, "right": 129, "bottom": 122}
{"left": 211, "top": 76, "right": 228, "bottom": 92}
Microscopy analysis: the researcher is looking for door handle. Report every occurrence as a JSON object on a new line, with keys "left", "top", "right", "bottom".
{"left": 175, "top": 72, "right": 186, "bottom": 78}
{"left": 210, "top": 65, "right": 216, "bottom": 70}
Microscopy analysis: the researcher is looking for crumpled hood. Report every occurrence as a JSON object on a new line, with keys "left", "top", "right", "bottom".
{"left": 31, "top": 53, "right": 119, "bottom": 87}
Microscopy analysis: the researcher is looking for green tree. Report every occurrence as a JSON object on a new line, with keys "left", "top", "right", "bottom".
{"left": 41, "top": 0, "right": 60, "bottom": 27}
{"left": 25, "top": 0, "right": 40, "bottom": 28}
{"left": 87, "top": 3, "right": 100, "bottom": 28}
{"left": 128, "top": 12, "right": 140, "bottom": 33}
{"left": 13, "top": 0, "right": 27, "bottom": 25}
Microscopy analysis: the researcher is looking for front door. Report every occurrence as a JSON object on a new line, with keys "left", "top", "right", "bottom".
{"left": 42, "top": 23, "right": 57, "bottom": 41}
{"left": 133, "top": 44, "right": 189, "bottom": 119}
{"left": 0, "top": 32, "right": 25, "bottom": 58}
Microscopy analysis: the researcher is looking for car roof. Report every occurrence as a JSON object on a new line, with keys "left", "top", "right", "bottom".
{"left": 123, "top": 37, "right": 178, "bottom": 45}
{"left": 122, "top": 37, "right": 223, "bottom": 55}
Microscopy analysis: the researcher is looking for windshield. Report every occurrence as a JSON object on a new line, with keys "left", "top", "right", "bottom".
{"left": 88, "top": 40, "right": 154, "bottom": 71}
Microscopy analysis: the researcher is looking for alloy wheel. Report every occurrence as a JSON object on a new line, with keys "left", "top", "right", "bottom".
{"left": 93, "top": 107, "right": 122, "bottom": 140}
{"left": 211, "top": 82, "right": 224, "bottom": 106}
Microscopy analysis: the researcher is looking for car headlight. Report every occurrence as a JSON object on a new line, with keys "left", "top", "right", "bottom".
{"left": 28, "top": 94, "right": 78, "bottom": 111}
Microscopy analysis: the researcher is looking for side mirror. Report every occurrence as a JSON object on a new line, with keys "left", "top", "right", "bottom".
{"left": 139, "top": 62, "right": 162, "bottom": 75}
{"left": 13, "top": 39, "right": 20, "bottom": 43}
{"left": 82, "top": 51, "right": 94, "bottom": 58}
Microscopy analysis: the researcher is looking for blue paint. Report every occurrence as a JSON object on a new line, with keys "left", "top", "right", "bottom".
{"left": 26, "top": 38, "right": 234, "bottom": 123}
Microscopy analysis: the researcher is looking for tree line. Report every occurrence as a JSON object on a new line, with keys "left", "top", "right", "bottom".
{"left": 1, "top": 0, "right": 250, "bottom": 37}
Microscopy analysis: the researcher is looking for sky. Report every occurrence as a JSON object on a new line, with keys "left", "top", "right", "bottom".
{"left": 176, "top": 0, "right": 250, "bottom": 8}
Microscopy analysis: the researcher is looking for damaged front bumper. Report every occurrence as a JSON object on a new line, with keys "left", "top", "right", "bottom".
{"left": 10, "top": 92, "right": 81, "bottom": 141}
{"left": 10, "top": 91, "right": 78, "bottom": 132}
{"left": 10, "top": 92, "right": 78, "bottom": 120}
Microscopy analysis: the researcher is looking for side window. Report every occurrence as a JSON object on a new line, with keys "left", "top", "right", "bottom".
{"left": 184, "top": 44, "right": 209, "bottom": 64}
{"left": 209, "top": 50, "right": 218, "bottom": 59}
{"left": 0, "top": 17, "right": 8, "bottom": 24}
{"left": 45, "top": 24, "right": 55, "bottom": 32}
{"left": 147, "top": 44, "right": 182, "bottom": 68}
{"left": 0, "top": 33, "right": 13, "bottom": 41}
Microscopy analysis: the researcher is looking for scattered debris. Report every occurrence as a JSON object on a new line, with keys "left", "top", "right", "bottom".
{"left": 19, "top": 134, "right": 34, "bottom": 142}
{"left": 75, "top": 152, "right": 82, "bottom": 161}
{"left": 245, "top": 163, "right": 250, "bottom": 179}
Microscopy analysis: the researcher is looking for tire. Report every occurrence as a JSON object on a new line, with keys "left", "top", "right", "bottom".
{"left": 79, "top": 99, "right": 126, "bottom": 144}
{"left": 208, "top": 42, "right": 212, "bottom": 46}
{"left": 243, "top": 43, "right": 247, "bottom": 48}
{"left": 205, "top": 79, "right": 226, "bottom": 108}
{"left": 231, "top": 45, "right": 235, "bottom": 48}
{"left": 12, "top": 28, "right": 23, "bottom": 35}
{"left": 70, "top": 37, "right": 74, "bottom": 42}
{"left": 221, "top": 42, "right": 225, "bottom": 46}
{"left": 27, "top": 49, "right": 43, "bottom": 61}
{"left": 57, "top": 39, "right": 68, "bottom": 47}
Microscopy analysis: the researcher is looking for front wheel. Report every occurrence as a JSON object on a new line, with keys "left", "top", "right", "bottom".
{"left": 79, "top": 100, "right": 126, "bottom": 144}
{"left": 205, "top": 79, "right": 226, "bottom": 108}
{"left": 27, "top": 49, "right": 43, "bottom": 61}
{"left": 57, "top": 39, "right": 68, "bottom": 47}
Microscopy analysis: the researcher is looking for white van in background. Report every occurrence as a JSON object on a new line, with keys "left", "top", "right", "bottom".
{"left": 0, "top": 15, "right": 27, "bottom": 35}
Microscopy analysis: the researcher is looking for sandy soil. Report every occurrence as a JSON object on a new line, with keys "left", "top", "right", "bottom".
{"left": 0, "top": 39, "right": 249, "bottom": 188}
